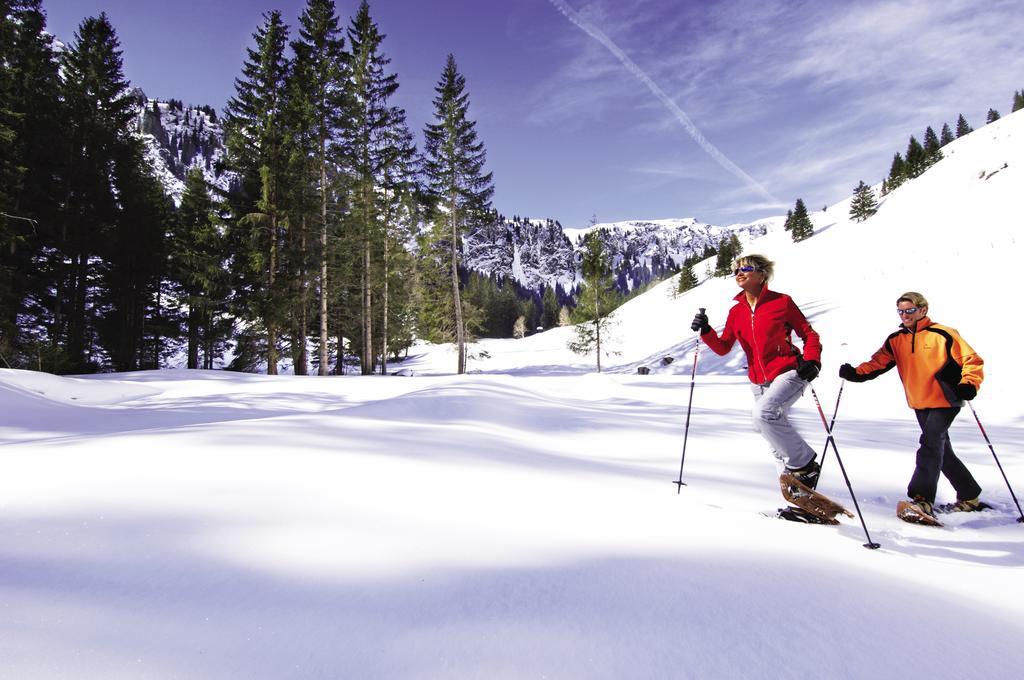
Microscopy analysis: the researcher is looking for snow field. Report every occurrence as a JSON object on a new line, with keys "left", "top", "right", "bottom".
{"left": 2, "top": 111, "right": 1023, "bottom": 679}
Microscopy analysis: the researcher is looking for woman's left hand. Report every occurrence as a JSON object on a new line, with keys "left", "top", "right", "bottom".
{"left": 797, "top": 360, "right": 820, "bottom": 382}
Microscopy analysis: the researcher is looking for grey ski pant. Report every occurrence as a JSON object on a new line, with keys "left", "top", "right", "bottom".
{"left": 749, "top": 369, "right": 817, "bottom": 471}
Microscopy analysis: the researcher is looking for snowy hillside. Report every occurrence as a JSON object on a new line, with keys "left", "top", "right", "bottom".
{"left": 2, "top": 112, "right": 1023, "bottom": 678}
{"left": 417, "top": 109, "right": 1021, "bottom": 420}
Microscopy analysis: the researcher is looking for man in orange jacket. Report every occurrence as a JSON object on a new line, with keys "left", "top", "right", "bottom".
{"left": 839, "top": 291, "right": 988, "bottom": 524}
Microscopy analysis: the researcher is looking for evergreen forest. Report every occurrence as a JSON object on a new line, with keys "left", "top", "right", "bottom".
{"left": 0, "top": 0, "right": 561, "bottom": 375}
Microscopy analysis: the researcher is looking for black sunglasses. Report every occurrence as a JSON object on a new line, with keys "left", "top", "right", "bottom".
{"left": 896, "top": 307, "right": 919, "bottom": 316}
{"left": 733, "top": 265, "right": 763, "bottom": 276}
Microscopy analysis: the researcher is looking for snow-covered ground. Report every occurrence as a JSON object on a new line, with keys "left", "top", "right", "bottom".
{"left": 2, "top": 113, "right": 1023, "bottom": 678}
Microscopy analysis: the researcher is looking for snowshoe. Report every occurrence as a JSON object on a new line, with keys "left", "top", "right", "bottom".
{"left": 767, "top": 505, "right": 840, "bottom": 525}
{"left": 896, "top": 499, "right": 943, "bottom": 527}
{"left": 934, "top": 498, "right": 993, "bottom": 514}
{"left": 779, "top": 472, "right": 854, "bottom": 522}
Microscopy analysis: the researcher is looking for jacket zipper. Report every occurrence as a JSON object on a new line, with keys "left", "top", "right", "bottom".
{"left": 750, "top": 305, "right": 768, "bottom": 381}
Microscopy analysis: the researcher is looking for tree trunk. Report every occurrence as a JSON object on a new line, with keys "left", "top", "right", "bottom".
{"left": 362, "top": 235, "right": 372, "bottom": 374}
{"left": 187, "top": 303, "right": 199, "bottom": 369}
{"left": 293, "top": 215, "right": 309, "bottom": 376}
{"left": 69, "top": 251, "right": 88, "bottom": 368}
{"left": 380, "top": 236, "right": 389, "bottom": 376}
{"left": 361, "top": 184, "right": 373, "bottom": 375}
{"left": 151, "top": 277, "right": 163, "bottom": 370}
{"left": 266, "top": 214, "right": 278, "bottom": 375}
{"left": 335, "top": 329, "right": 345, "bottom": 375}
{"left": 450, "top": 195, "right": 465, "bottom": 374}
{"left": 202, "top": 306, "right": 212, "bottom": 370}
{"left": 318, "top": 140, "right": 329, "bottom": 376}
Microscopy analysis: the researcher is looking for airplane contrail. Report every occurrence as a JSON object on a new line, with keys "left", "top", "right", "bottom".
{"left": 547, "top": 0, "right": 781, "bottom": 206}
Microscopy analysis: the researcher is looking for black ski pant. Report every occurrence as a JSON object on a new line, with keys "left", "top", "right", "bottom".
{"left": 908, "top": 407, "right": 982, "bottom": 504}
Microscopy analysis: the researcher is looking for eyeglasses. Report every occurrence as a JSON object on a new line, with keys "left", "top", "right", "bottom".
{"left": 733, "top": 265, "right": 764, "bottom": 276}
{"left": 896, "top": 307, "right": 919, "bottom": 316}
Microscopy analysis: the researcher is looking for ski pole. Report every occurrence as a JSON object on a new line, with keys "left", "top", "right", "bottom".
{"left": 674, "top": 308, "right": 704, "bottom": 493}
{"left": 814, "top": 381, "right": 845, "bottom": 489}
{"left": 967, "top": 402, "right": 1024, "bottom": 523}
{"left": 809, "top": 385, "right": 881, "bottom": 550}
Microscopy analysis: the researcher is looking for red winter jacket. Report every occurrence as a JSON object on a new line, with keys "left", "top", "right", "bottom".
{"left": 700, "top": 286, "right": 822, "bottom": 384}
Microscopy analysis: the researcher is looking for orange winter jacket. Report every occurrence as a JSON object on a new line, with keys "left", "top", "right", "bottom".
{"left": 847, "top": 317, "right": 983, "bottom": 409}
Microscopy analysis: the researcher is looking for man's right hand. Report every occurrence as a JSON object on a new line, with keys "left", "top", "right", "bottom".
{"left": 838, "top": 363, "right": 858, "bottom": 381}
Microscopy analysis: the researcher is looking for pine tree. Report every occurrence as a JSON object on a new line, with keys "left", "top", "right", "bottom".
{"left": 0, "top": 1, "right": 26, "bottom": 357}
{"left": 173, "top": 168, "right": 225, "bottom": 369}
{"left": 489, "top": 281, "right": 520, "bottom": 339}
{"left": 1013, "top": 90, "right": 1024, "bottom": 113}
{"left": 413, "top": 216, "right": 457, "bottom": 345}
{"left": 849, "top": 180, "right": 878, "bottom": 222}
{"left": 922, "top": 126, "right": 942, "bottom": 168}
{"left": 789, "top": 199, "right": 813, "bottom": 242}
{"left": 887, "top": 152, "right": 907, "bottom": 191}
{"left": 1, "top": 1, "right": 68, "bottom": 369}
{"left": 291, "top": 0, "right": 346, "bottom": 376}
{"left": 278, "top": 78, "right": 317, "bottom": 376}
{"left": 99, "top": 145, "right": 175, "bottom": 372}
{"left": 939, "top": 123, "right": 954, "bottom": 147}
{"left": 986, "top": 108, "right": 1001, "bottom": 123}
{"left": 541, "top": 285, "right": 559, "bottom": 330}
{"left": 343, "top": 1, "right": 418, "bottom": 375}
{"left": 377, "top": 162, "right": 419, "bottom": 374}
{"left": 520, "top": 296, "right": 538, "bottom": 334}
{"left": 676, "top": 263, "right": 698, "bottom": 294}
{"left": 58, "top": 13, "right": 145, "bottom": 371}
{"left": 783, "top": 209, "right": 793, "bottom": 231}
{"left": 904, "top": 135, "right": 926, "bottom": 178}
{"left": 0, "top": 6, "right": 17, "bottom": 200}
{"left": 568, "top": 233, "right": 619, "bottom": 372}
{"left": 955, "top": 114, "right": 972, "bottom": 138}
{"left": 714, "top": 233, "right": 743, "bottom": 276}
{"left": 421, "top": 54, "right": 494, "bottom": 374}
{"left": 224, "top": 10, "right": 290, "bottom": 374}
{"left": 463, "top": 272, "right": 497, "bottom": 337}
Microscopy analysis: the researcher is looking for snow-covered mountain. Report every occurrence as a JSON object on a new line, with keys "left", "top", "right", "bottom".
{"left": 130, "top": 85, "right": 758, "bottom": 300}
{"left": 132, "top": 89, "right": 238, "bottom": 205}
{"left": 463, "top": 215, "right": 771, "bottom": 297}
{"left": 125, "top": 84, "right": 761, "bottom": 296}
{"left": 463, "top": 217, "right": 578, "bottom": 294}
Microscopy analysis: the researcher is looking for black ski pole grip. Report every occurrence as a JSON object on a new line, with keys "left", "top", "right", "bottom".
{"left": 690, "top": 307, "right": 706, "bottom": 332}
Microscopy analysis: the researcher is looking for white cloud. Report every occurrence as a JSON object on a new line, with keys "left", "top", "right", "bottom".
{"left": 532, "top": 0, "right": 1024, "bottom": 222}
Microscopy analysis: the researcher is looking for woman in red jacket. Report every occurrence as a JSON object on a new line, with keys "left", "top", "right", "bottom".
{"left": 839, "top": 291, "right": 987, "bottom": 524}
{"left": 692, "top": 254, "right": 823, "bottom": 489}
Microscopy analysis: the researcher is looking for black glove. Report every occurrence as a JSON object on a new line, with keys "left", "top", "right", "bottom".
{"left": 796, "top": 360, "right": 820, "bottom": 382}
{"left": 838, "top": 363, "right": 858, "bottom": 381}
{"left": 956, "top": 383, "right": 977, "bottom": 401}
{"left": 690, "top": 310, "right": 710, "bottom": 333}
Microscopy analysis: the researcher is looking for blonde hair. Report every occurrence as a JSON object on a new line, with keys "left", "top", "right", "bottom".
{"left": 735, "top": 254, "right": 774, "bottom": 283}
{"left": 897, "top": 291, "right": 929, "bottom": 308}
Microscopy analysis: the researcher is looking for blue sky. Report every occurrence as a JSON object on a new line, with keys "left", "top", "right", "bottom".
{"left": 44, "top": 0, "right": 1024, "bottom": 228}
